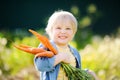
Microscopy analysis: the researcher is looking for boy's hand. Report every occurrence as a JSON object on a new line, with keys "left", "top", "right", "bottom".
{"left": 61, "top": 53, "right": 70, "bottom": 63}
{"left": 54, "top": 52, "right": 70, "bottom": 66}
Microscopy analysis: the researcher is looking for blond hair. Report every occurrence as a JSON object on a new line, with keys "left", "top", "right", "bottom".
{"left": 45, "top": 10, "right": 78, "bottom": 38}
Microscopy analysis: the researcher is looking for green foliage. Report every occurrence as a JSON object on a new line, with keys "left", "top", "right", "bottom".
{"left": 61, "top": 62, "right": 95, "bottom": 80}
{"left": 0, "top": 37, "right": 11, "bottom": 75}
{"left": 80, "top": 35, "right": 120, "bottom": 80}
{"left": 74, "top": 28, "right": 93, "bottom": 49}
{"left": 0, "top": 34, "right": 40, "bottom": 79}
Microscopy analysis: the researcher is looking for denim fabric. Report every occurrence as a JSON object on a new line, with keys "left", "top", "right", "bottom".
{"left": 34, "top": 41, "right": 81, "bottom": 80}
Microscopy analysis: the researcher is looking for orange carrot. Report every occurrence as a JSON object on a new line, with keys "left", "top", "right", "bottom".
{"left": 14, "top": 44, "right": 45, "bottom": 54}
{"left": 29, "top": 29, "right": 57, "bottom": 55}
{"left": 14, "top": 29, "right": 57, "bottom": 58}
{"left": 35, "top": 51, "right": 54, "bottom": 58}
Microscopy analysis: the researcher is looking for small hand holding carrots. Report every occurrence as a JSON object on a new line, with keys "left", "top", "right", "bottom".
{"left": 14, "top": 29, "right": 57, "bottom": 58}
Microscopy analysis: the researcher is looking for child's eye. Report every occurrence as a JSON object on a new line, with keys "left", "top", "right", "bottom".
{"left": 66, "top": 27, "right": 71, "bottom": 30}
{"left": 56, "top": 27, "right": 61, "bottom": 29}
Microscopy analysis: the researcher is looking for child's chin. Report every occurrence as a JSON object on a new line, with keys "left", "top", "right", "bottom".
{"left": 58, "top": 41, "right": 68, "bottom": 44}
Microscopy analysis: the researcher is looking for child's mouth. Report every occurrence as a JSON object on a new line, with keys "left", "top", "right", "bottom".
{"left": 58, "top": 36, "right": 67, "bottom": 39}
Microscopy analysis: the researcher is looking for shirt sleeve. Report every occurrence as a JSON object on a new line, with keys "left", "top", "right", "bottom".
{"left": 34, "top": 56, "right": 55, "bottom": 72}
{"left": 34, "top": 43, "right": 56, "bottom": 72}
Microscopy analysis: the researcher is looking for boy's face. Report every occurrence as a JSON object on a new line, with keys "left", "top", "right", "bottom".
{"left": 51, "top": 20, "right": 75, "bottom": 46}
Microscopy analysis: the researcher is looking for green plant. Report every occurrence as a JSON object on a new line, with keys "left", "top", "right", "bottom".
{"left": 80, "top": 35, "right": 120, "bottom": 80}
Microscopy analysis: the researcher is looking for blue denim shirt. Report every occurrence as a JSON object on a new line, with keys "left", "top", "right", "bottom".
{"left": 34, "top": 41, "right": 81, "bottom": 80}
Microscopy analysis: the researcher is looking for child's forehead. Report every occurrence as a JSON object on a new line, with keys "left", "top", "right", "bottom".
{"left": 54, "top": 18, "right": 73, "bottom": 26}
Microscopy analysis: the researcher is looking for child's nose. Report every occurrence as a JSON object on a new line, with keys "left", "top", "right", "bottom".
{"left": 61, "top": 29, "right": 66, "bottom": 33}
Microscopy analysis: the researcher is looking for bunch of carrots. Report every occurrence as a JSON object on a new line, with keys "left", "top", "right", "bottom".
{"left": 14, "top": 29, "right": 57, "bottom": 58}
{"left": 14, "top": 29, "right": 95, "bottom": 80}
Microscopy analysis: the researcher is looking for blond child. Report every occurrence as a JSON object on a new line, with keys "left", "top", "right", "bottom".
{"left": 34, "top": 10, "right": 99, "bottom": 80}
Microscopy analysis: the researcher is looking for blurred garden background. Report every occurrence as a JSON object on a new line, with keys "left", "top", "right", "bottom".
{"left": 0, "top": 0, "right": 120, "bottom": 80}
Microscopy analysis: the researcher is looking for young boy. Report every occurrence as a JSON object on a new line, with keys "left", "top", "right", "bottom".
{"left": 34, "top": 10, "right": 98, "bottom": 80}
